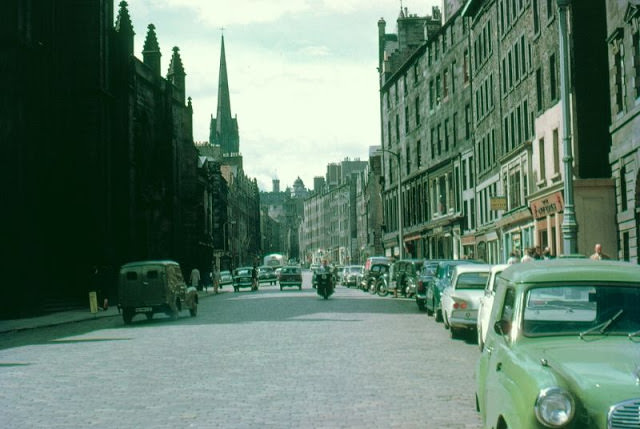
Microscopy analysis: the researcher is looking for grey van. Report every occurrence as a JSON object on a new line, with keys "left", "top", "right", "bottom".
{"left": 118, "top": 260, "right": 198, "bottom": 324}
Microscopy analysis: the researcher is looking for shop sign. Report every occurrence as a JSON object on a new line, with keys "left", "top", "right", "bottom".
{"left": 490, "top": 196, "right": 507, "bottom": 211}
{"left": 530, "top": 191, "right": 564, "bottom": 219}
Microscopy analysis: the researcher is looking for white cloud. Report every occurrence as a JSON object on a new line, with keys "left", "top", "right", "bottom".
{"left": 124, "top": 0, "right": 441, "bottom": 191}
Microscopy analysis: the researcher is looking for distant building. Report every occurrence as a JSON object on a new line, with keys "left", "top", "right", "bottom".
{"left": 200, "top": 35, "right": 261, "bottom": 269}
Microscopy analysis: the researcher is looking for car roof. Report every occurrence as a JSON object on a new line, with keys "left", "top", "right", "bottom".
{"left": 453, "top": 264, "right": 492, "bottom": 274}
{"left": 121, "top": 260, "right": 179, "bottom": 269}
{"left": 490, "top": 264, "right": 510, "bottom": 274}
{"left": 499, "top": 259, "right": 640, "bottom": 285}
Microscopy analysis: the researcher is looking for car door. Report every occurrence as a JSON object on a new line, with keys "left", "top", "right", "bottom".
{"left": 480, "top": 286, "right": 518, "bottom": 427}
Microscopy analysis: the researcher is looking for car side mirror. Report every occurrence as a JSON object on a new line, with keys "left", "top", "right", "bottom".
{"left": 494, "top": 319, "right": 511, "bottom": 336}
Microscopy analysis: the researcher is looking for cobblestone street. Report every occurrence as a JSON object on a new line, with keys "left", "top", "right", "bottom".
{"left": 0, "top": 275, "right": 482, "bottom": 428}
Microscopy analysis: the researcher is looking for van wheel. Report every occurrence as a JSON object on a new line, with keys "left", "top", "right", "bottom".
{"left": 122, "top": 309, "right": 133, "bottom": 325}
{"left": 189, "top": 303, "right": 197, "bottom": 317}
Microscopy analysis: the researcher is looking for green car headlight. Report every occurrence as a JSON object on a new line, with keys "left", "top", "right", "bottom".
{"left": 534, "top": 387, "right": 575, "bottom": 428}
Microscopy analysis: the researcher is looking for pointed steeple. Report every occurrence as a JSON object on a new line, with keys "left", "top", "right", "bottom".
{"left": 167, "top": 46, "right": 186, "bottom": 102}
{"left": 210, "top": 35, "right": 239, "bottom": 154}
{"left": 115, "top": 1, "right": 135, "bottom": 56}
{"left": 142, "top": 24, "right": 161, "bottom": 76}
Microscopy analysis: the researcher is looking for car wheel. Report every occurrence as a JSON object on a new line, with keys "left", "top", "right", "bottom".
{"left": 450, "top": 327, "right": 460, "bottom": 339}
{"left": 280, "top": 286, "right": 283, "bottom": 291}
{"left": 443, "top": 311, "right": 450, "bottom": 329}
{"left": 145, "top": 312, "right": 153, "bottom": 320}
{"left": 435, "top": 301, "right": 443, "bottom": 322}
{"left": 298, "top": 285, "right": 301, "bottom": 290}
{"left": 416, "top": 299, "right": 425, "bottom": 311}
{"left": 189, "top": 303, "right": 198, "bottom": 317}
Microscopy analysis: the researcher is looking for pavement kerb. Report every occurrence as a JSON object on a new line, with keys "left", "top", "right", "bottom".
{"left": 0, "top": 288, "right": 222, "bottom": 335}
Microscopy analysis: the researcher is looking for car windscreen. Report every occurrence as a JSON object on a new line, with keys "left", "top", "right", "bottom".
{"left": 523, "top": 284, "right": 640, "bottom": 336}
{"left": 456, "top": 272, "right": 489, "bottom": 289}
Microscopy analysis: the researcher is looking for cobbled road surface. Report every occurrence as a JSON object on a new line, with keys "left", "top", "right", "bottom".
{"left": 0, "top": 272, "right": 482, "bottom": 429}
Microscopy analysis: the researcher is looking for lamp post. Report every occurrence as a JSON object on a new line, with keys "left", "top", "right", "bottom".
{"left": 380, "top": 148, "right": 403, "bottom": 260}
{"left": 557, "top": 0, "right": 578, "bottom": 254}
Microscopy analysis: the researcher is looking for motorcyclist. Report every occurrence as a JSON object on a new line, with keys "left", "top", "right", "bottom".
{"left": 317, "top": 259, "right": 334, "bottom": 298}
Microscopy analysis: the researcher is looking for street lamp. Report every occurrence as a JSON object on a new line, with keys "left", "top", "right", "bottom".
{"left": 557, "top": 0, "right": 578, "bottom": 254}
{"left": 380, "top": 148, "right": 403, "bottom": 260}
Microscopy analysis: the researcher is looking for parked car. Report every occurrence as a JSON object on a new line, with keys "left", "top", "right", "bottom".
{"left": 440, "top": 264, "right": 491, "bottom": 339}
{"left": 278, "top": 265, "right": 303, "bottom": 290}
{"left": 476, "top": 259, "right": 640, "bottom": 429}
{"left": 392, "top": 258, "right": 424, "bottom": 297}
{"left": 233, "top": 267, "right": 257, "bottom": 292}
{"left": 415, "top": 259, "right": 447, "bottom": 311}
{"left": 218, "top": 270, "right": 233, "bottom": 288}
{"left": 258, "top": 266, "right": 277, "bottom": 285}
{"left": 342, "top": 265, "right": 364, "bottom": 288}
{"left": 425, "top": 259, "right": 480, "bottom": 321}
{"left": 360, "top": 262, "right": 390, "bottom": 293}
{"left": 118, "top": 260, "right": 198, "bottom": 324}
{"left": 476, "top": 264, "right": 509, "bottom": 350}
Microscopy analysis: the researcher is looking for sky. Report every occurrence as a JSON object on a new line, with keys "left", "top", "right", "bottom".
{"left": 126, "top": 0, "right": 441, "bottom": 192}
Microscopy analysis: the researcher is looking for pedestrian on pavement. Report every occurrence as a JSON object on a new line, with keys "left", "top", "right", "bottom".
{"left": 521, "top": 248, "right": 535, "bottom": 263}
{"left": 590, "top": 243, "right": 610, "bottom": 260}
{"left": 507, "top": 250, "right": 520, "bottom": 264}
{"left": 190, "top": 267, "right": 201, "bottom": 290}
{"left": 251, "top": 264, "right": 258, "bottom": 290}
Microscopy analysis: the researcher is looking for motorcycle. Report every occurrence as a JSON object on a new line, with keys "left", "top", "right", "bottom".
{"left": 315, "top": 270, "right": 334, "bottom": 300}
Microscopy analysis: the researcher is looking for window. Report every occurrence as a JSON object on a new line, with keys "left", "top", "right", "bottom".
{"left": 451, "top": 60, "right": 457, "bottom": 94}
{"left": 387, "top": 121, "right": 392, "bottom": 147}
{"left": 405, "top": 106, "right": 409, "bottom": 133}
{"left": 464, "top": 49, "right": 470, "bottom": 83}
{"left": 465, "top": 104, "right": 471, "bottom": 139}
{"left": 436, "top": 75, "right": 442, "bottom": 102}
{"left": 437, "top": 124, "right": 442, "bottom": 155}
{"left": 445, "top": 118, "right": 450, "bottom": 152}
{"left": 533, "top": 0, "right": 539, "bottom": 33}
{"left": 552, "top": 128, "right": 560, "bottom": 175}
{"left": 416, "top": 140, "right": 422, "bottom": 167}
{"left": 536, "top": 68, "right": 543, "bottom": 111}
{"left": 546, "top": 0, "right": 554, "bottom": 20}
{"left": 415, "top": 96, "right": 421, "bottom": 126}
{"left": 452, "top": 112, "right": 458, "bottom": 147}
{"left": 538, "top": 138, "right": 546, "bottom": 183}
{"left": 615, "top": 46, "right": 625, "bottom": 113}
{"left": 406, "top": 146, "right": 411, "bottom": 175}
{"left": 429, "top": 80, "right": 435, "bottom": 109}
{"left": 634, "top": 32, "right": 640, "bottom": 98}
{"left": 549, "top": 54, "right": 557, "bottom": 101}
{"left": 396, "top": 114, "right": 400, "bottom": 140}
{"left": 443, "top": 69, "right": 449, "bottom": 98}
{"left": 621, "top": 165, "right": 628, "bottom": 211}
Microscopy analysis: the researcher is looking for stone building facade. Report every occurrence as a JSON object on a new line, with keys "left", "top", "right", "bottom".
{"left": 0, "top": 1, "right": 224, "bottom": 317}
{"left": 605, "top": 0, "right": 640, "bottom": 262}
{"left": 378, "top": 0, "right": 615, "bottom": 263}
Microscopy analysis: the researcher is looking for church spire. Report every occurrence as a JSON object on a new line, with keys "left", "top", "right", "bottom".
{"left": 167, "top": 46, "right": 186, "bottom": 102}
{"left": 210, "top": 34, "right": 239, "bottom": 154}
{"left": 115, "top": 1, "right": 135, "bottom": 56}
{"left": 142, "top": 24, "right": 161, "bottom": 76}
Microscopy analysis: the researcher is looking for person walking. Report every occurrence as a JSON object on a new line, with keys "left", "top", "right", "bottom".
{"left": 190, "top": 267, "right": 201, "bottom": 290}
{"left": 590, "top": 243, "right": 610, "bottom": 260}
{"left": 507, "top": 250, "right": 520, "bottom": 264}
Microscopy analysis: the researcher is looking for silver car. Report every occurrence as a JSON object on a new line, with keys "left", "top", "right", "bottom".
{"left": 440, "top": 264, "right": 491, "bottom": 339}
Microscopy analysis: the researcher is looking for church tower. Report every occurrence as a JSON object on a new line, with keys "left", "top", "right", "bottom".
{"left": 209, "top": 35, "right": 239, "bottom": 155}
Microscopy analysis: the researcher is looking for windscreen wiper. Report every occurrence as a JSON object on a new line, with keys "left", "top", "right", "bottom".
{"left": 579, "top": 309, "right": 623, "bottom": 339}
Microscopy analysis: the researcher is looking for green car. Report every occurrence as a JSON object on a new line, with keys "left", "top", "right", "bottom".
{"left": 476, "top": 259, "right": 640, "bottom": 429}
